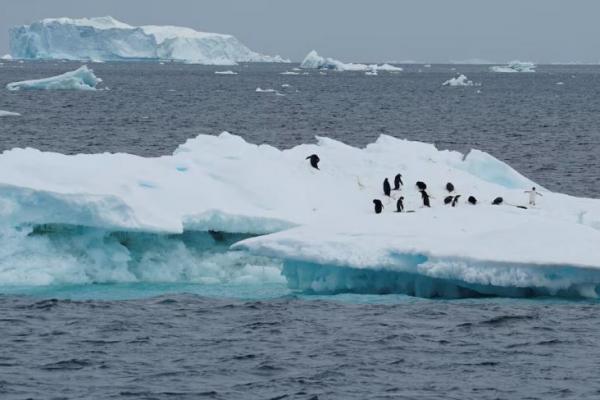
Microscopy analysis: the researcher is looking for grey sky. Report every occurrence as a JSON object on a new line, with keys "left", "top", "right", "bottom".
{"left": 1, "top": 0, "right": 599, "bottom": 63}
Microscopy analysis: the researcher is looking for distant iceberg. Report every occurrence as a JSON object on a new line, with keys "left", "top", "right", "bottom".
{"left": 1, "top": 54, "right": 13, "bottom": 61}
{"left": 300, "top": 50, "right": 402, "bottom": 72}
{"left": 9, "top": 16, "right": 289, "bottom": 65}
{"left": 0, "top": 110, "right": 21, "bottom": 117}
{"left": 6, "top": 65, "right": 102, "bottom": 91}
{"left": 490, "top": 61, "right": 536, "bottom": 73}
{"left": 442, "top": 74, "right": 476, "bottom": 87}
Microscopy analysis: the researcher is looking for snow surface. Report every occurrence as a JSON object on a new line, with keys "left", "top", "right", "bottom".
{"left": 300, "top": 50, "right": 402, "bottom": 72}
{"left": 1, "top": 132, "right": 600, "bottom": 297}
{"left": 490, "top": 61, "right": 536, "bottom": 73}
{"left": 442, "top": 74, "right": 477, "bottom": 87}
{"left": 9, "top": 16, "right": 288, "bottom": 65}
{"left": 0, "top": 110, "right": 21, "bottom": 117}
{"left": 6, "top": 65, "right": 101, "bottom": 91}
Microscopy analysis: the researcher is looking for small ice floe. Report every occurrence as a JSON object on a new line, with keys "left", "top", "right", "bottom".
{"left": 365, "top": 70, "right": 378, "bottom": 76}
{"left": 6, "top": 65, "right": 102, "bottom": 91}
{"left": 0, "top": 110, "right": 21, "bottom": 117}
{"left": 424, "top": 64, "right": 432, "bottom": 68}
{"left": 256, "top": 87, "right": 284, "bottom": 96}
{"left": 556, "top": 82, "right": 564, "bottom": 85}
{"left": 280, "top": 71, "right": 300, "bottom": 75}
{"left": 442, "top": 74, "right": 478, "bottom": 87}
{"left": 281, "top": 84, "right": 291, "bottom": 88}
{"left": 215, "top": 70, "right": 238, "bottom": 75}
{"left": 1, "top": 54, "right": 13, "bottom": 61}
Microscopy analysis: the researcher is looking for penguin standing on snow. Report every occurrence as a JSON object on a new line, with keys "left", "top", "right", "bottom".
{"left": 373, "top": 199, "right": 384, "bottom": 214}
{"left": 306, "top": 154, "right": 320, "bottom": 170}
{"left": 492, "top": 197, "right": 503, "bottom": 205}
{"left": 444, "top": 195, "right": 454, "bottom": 205}
{"left": 420, "top": 190, "right": 431, "bottom": 207}
{"left": 416, "top": 181, "right": 427, "bottom": 191}
{"left": 383, "top": 178, "right": 391, "bottom": 197}
{"left": 395, "top": 196, "right": 405, "bottom": 212}
{"left": 468, "top": 196, "right": 477, "bottom": 205}
{"left": 446, "top": 182, "right": 455, "bottom": 192}
{"left": 393, "top": 174, "right": 403, "bottom": 190}
{"left": 452, "top": 195, "right": 461, "bottom": 207}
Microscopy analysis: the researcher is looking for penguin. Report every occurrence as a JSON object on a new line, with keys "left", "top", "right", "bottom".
{"left": 416, "top": 181, "right": 427, "bottom": 190}
{"left": 492, "top": 197, "right": 503, "bottom": 205}
{"left": 467, "top": 196, "right": 477, "bottom": 205}
{"left": 446, "top": 182, "right": 455, "bottom": 192}
{"left": 444, "top": 195, "right": 454, "bottom": 205}
{"left": 373, "top": 199, "right": 384, "bottom": 214}
{"left": 452, "top": 195, "right": 461, "bottom": 207}
{"left": 393, "top": 174, "right": 403, "bottom": 190}
{"left": 383, "top": 178, "right": 391, "bottom": 197}
{"left": 306, "top": 154, "right": 320, "bottom": 170}
{"left": 420, "top": 190, "right": 431, "bottom": 207}
{"left": 395, "top": 196, "right": 405, "bottom": 212}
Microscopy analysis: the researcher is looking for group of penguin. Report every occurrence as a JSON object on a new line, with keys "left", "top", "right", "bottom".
{"left": 372, "top": 174, "right": 506, "bottom": 214}
{"left": 304, "top": 154, "right": 506, "bottom": 215}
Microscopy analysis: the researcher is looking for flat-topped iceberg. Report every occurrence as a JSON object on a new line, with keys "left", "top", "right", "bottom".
{"left": 490, "top": 61, "right": 536, "bottom": 73}
{"left": 0, "top": 132, "right": 599, "bottom": 297}
{"left": 9, "top": 16, "right": 288, "bottom": 65}
{"left": 300, "top": 50, "right": 403, "bottom": 72}
{"left": 6, "top": 65, "right": 102, "bottom": 91}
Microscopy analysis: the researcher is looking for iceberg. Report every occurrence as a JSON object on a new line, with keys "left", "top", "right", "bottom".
{"left": 300, "top": 50, "right": 403, "bottom": 72}
{"left": 442, "top": 74, "right": 477, "bottom": 87}
{"left": 1, "top": 54, "right": 13, "bottom": 61}
{"left": 6, "top": 65, "right": 102, "bottom": 91}
{"left": 9, "top": 16, "right": 288, "bottom": 65}
{"left": 490, "top": 61, "right": 536, "bottom": 73}
{"left": 0, "top": 110, "right": 21, "bottom": 117}
{"left": 0, "top": 132, "right": 600, "bottom": 298}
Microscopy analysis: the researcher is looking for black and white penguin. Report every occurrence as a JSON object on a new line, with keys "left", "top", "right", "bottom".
{"left": 452, "top": 195, "right": 461, "bottom": 207}
{"left": 468, "top": 196, "right": 477, "bottom": 205}
{"left": 383, "top": 178, "right": 391, "bottom": 197}
{"left": 393, "top": 174, "right": 403, "bottom": 190}
{"left": 395, "top": 196, "right": 405, "bottom": 212}
{"left": 492, "top": 197, "right": 503, "bottom": 205}
{"left": 306, "top": 154, "right": 320, "bottom": 170}
{"left": 446, "top": 182, "right": 455, "bottom": 193}
{"left": 420, "top": 190, "right": 431, "bottom": 207}
{"left": 373, "top": 199, "right": 384, "bottom": 214}
{"left": 444, "top": 195, "right": 454, "bottom": 205}
{"left": 416, "top": 181, "right": 427, "bottom": 191}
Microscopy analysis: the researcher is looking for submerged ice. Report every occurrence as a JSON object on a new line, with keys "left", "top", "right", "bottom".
{"left": 6, "top": 65, "right": 102, "bottom": 91}
{"left": 9, "top": 16, "right": 287, "bottom": 65}
{"left": 1, "top": 132, "right": 600, "bottom": 298}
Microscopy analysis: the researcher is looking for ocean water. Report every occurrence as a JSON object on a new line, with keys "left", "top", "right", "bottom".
{"left": 1, "top": 61, "right": 600, "bottom": 399}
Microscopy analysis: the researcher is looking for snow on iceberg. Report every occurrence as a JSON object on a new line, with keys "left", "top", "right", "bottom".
{"left": 300, "top": 50, "right": 402, "bottom": 72}
{"left": 0, "top": 110, "right": 21, "bottom": 117}
{"left": 9, "top": 16, "right": 288, "bottom": 65}
{"left": 6, "top": 65, "right": 101, "bottom": 91}
{"left": 442, "top": 74, "right": 477, "bottom": 87}
{"left": 490, "top": 61, "right": 536, "bottom": 73}
{"left": 1, "top": 132, "right": 600, "bottom": 297}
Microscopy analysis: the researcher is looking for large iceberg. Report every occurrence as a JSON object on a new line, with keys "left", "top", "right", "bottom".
{"left": 300, "top": 50, "right": 403, "bottom": 72}
{"left": 6, "top": 65, "right": 102, "bottom": 91}
{"left": 490, "top": 61, "right": 536, "bottom": 73}
{"left": 0, "top": 132, "right": 599, "bottom": 298}
{"left": 9, "top": 16, "right": 288, "bottom": 65}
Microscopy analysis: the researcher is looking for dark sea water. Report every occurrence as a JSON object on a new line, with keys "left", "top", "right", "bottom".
{"left": 1, "top": 61, "right": 600, "bottom": 399}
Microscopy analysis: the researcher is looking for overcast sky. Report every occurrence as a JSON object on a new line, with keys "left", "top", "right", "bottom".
{"left": 1, "top": 0, "right": 599, "bottom": 63}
